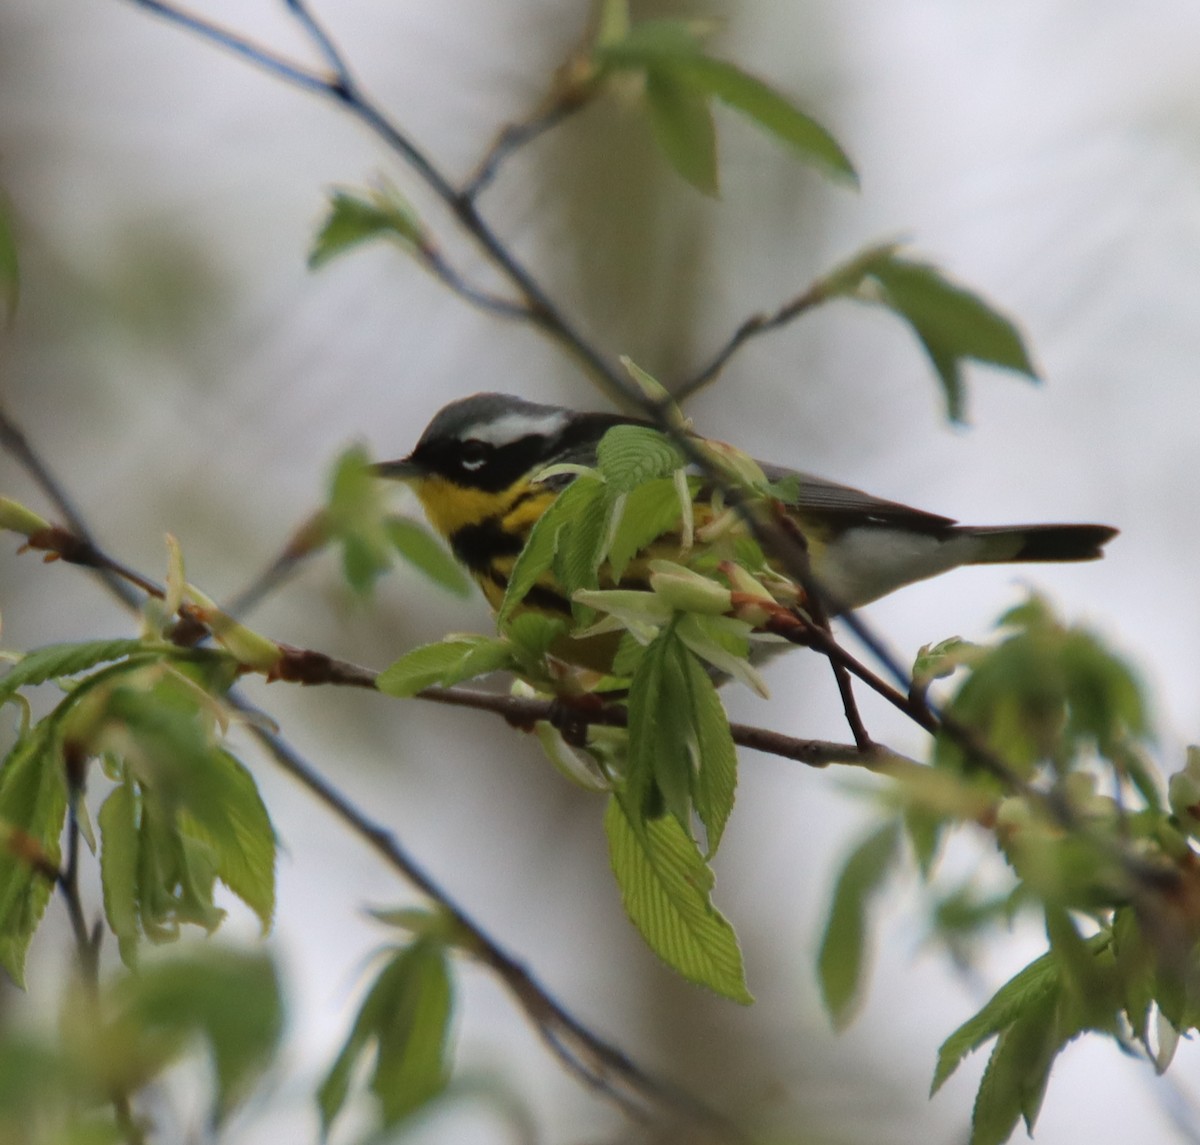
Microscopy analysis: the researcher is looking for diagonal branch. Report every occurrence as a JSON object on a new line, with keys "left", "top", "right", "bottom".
{"left": 673, "top": 280, "right": 829, "bottom": 401}
{"left": 235, "top": 699, "right": 744, "bottom": 1136}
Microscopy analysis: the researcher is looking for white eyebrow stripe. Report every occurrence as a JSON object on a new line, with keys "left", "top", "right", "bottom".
{"left": 461, "top": 410, "right": 570, "bottom": 446}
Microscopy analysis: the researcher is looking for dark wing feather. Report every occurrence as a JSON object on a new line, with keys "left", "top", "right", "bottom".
{"left": 759, "top": 462, "right": 958, "bottom": 534}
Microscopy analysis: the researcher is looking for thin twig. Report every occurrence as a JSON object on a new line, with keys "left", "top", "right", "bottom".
{"left": 673, "top": 282, "right": 827, "bottom": 401}
{"left": 0, "top": 405, "right": 142, "bottom": 609}
{"left": 120, "top": 0, "right": 638, "bottom": 407}
{"left": 463, "top": 97, "right": 588, "bottom": 201}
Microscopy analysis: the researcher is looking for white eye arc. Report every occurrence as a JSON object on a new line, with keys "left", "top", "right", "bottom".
{"left": 458, "top": 438, "right": 491, "bottom": 472}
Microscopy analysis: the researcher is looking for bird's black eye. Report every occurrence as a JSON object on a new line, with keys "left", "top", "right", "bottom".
{"left": 458, "top": 438, "right": 491, "bottom": 472}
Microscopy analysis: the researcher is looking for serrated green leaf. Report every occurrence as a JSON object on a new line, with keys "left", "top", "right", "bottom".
{"left": 672, "top": 55, "right": 855, "bottom": 183}
{"left": 932, "top": 941, "right": 1090, "bottom": 1093}
{"left": 99, "top": 778, "right": 141, "bottom": 968}
{"left": 384, "top": 517, "right": 471, "bottom": 597}
{"left": 596, "top": 426, "right": 685, "bottom": 495}
{"left": 606, "top": 478, "right": 686, "bottom": 581}
{"left": 626, "top": 630, "right": 689, "bottom": 826}
{"left": 0, "top": 722, "right": 69, "bottom": 984}
{"left": 504, "top": 613, "right": 566, "bottom": 663}
{"left": 0, "top": 190, "right": 18, "bottom": 322}
{"left": 554, "top": 477, "right": 613, "bottom": 601}
{"left": 817, "top": 820, "right": 901, "bottom": 1028}
{"left": 499, "top": 476, "right": 605, "bottom": 624}
{"left": 0, "top": 640, "right": 145, "bottom": 707}
{"left": 642, "top": 68, "right": 719, "bottom": 195}
{"left": 309, "top": 187, "right": 424, "bottom": 271}
{"left": 376, "top": 638, "right": 514, "bottom": 697}
{"left": 604, "top": 795, "right": 751, "bottom": 1002}
{"left": 677, "top": 643, "right": 737, "bottom": 851}
{"left": 136, "top": 798, "right": 224, "bottom": 940}
{"left": 1111, "top": 907, "right": 1155, "bottom": 1048}
{"left": 179, "top": 751, "right": 276, "bottom": 934}
{"left": 865, "top": 257, "right": 1037, "bottom": 423}
{"left": 116, "top": 946, "right": 283, "bottom": 1121}
{"left": 970, "top": 990, "right": 1060, "bottom": 1145}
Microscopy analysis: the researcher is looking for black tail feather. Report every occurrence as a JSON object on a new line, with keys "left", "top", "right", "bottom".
{"left": 970, "top": 523, "right": 1118, "bottom": 563}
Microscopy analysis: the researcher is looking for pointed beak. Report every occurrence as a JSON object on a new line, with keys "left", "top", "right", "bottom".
{"left": 371, "top": 456, "right": 422, "bottom": 482}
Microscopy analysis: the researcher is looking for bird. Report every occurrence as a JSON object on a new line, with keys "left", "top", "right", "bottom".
{"left": 373, "top": 392, "right": 1116, "bottom": 663}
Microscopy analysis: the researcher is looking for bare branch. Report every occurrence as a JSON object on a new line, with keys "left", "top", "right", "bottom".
{"left": 463, "top": 96, "right": 589, "bottom": 202}
{"left": 0, "top": 405, "right": 142, "bottom": 609}
{"left": 234, "top": 697, "right": 744, "bottom": 1137}
{"left": 673, "top": 282, "right": 828, "bottom": 401}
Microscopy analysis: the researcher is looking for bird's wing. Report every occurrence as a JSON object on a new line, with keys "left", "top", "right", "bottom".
{"left": 760, "top": 462, "right": 958, "bottom": 534}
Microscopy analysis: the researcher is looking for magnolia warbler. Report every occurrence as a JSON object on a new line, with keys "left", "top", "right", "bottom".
{"left": 374, "top": 393, "right": 1115, "bottom": 663}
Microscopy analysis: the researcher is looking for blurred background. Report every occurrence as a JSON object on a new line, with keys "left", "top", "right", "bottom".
{"left": 2, "top": 1, "right": 1200, "bottom": 1141}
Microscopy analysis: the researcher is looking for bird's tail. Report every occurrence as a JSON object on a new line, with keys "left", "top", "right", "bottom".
{"left": 965, "top": 523, "right": 1118, "bottom": 564}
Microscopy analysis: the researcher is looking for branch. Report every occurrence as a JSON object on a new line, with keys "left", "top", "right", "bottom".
{"left": 463, "top": 93, "right": 590, "bottom": 202}
{"left": 121, "top": 0, "right": 642, "bottom": 408}
{"left": 234, "top": 697, "right": 744, "bottom": 1137}
{"left": 673, "top": 280, "right": 829, "bottom": 401}
{"left": 0, "top": 405, "right": 142, "bottom": 610}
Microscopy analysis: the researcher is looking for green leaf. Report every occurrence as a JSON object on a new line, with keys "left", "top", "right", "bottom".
{"left": 864, "top": 256, "right": 1037, "bottom": 423}
{"left": 970, "top": 991, "right": 1061, "bottom": 1145}
{"left": 595, "top": 21, "right": 855, "bottom": 185}
{"left": 676, "top": 611, "right": 766, "bottom": 698}
{"left": 498, "top": 476, "right": 605, "bottom": 624}
{"left": 376, "top": 637, "right": 515, "bottom": 697}
{"left": 0, "top": 190, "right": 18, "bottom": 322}
{"left": 309, "top": 186, "right": 425, "bottom": 271}
{"left": 385, "top": 517, "right": 471, "bottom": 597}
{"left": 116, "top": 946, "right": 283, "bottom": 1121}
{"left": 598, "top": 18, "right": 705, "bottom": 59}
{"left": 0, "top": 722, "right": 69, "bottom": 984}
{"left": 936, "top": 594, "right": 1151, "bottom": 782}
{"left": 605, "top": 795, "right": 751, "bottom": 1002}
{"left": 933, "top": 945, "right": 1078, "bottom": 1092}
{"left": 179, "top": 751, "right": 277, "bottom": 934}
{"left": 135, "top": 797, "right": 224, "bottom": 940}
{"left": 326, "top": 445, "right": 393, "bottom": 594}
{"left": 553, "top": 475, "right": 613, "bottom": 602}
{"left": 504, "top": 612, "right": 567, "bottom": 664}
{"left": 0, "top": 640, "right": 145, "bottom": 707}
{"left": 626, "top": 629, "right": 690, "bottom": 826}
{"left": 319, "top": 939, "right": 454, "bottom": 1135}
{"left": 99, "top": 779, "right": 141, "bottom": 968}
{"left": 596, "top": 426, "right": 685, "bottom": 495}
{"left": 817, "top": 819, "right": 901, "bottom": 1028}
{"left": 911, "top": 637, "right": 982, "bottom": 692}
{"left": 372, "top": 942, "right": 454, "bottom": 1126}
{"left": 0, "top": 1037, "right": 68, "bottom": 1128}
{"left": 642, "top": 68, "right": 719, "bottom": 195}
{"left": 672, "top": 55, "right": 856, "bottom": 183}
{"left": 677, "top": 643, "right": 737, "bottom": 851}
{"left": 606, "top": 477, "right": 685, "bottom": 581}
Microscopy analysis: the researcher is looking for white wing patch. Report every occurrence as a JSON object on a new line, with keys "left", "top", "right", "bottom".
{"left": 461, "top": 409, "right": 570, "bottom": 447}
